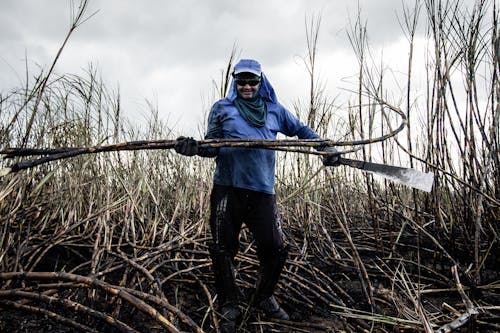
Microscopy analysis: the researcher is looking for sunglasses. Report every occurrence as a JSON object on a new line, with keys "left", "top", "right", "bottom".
{"left": 235, "top": 79, "right": 261, "bottom": 87}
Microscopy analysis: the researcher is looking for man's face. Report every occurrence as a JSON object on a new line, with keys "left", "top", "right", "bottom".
{"left": 234, "top": 73, "right": 261, "bottom": 99}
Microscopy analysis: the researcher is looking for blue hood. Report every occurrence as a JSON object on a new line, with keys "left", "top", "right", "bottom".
{"left": 227, "top": 59, "right": 277, "bottom": 103}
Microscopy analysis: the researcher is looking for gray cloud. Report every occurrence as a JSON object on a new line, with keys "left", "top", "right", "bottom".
{"left": 0, "top": 0, "right": 482, "bottom": 135}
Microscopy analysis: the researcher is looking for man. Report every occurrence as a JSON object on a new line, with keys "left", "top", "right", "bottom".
{"left": 175, "top": 59, "right": 338, "bottom": 332}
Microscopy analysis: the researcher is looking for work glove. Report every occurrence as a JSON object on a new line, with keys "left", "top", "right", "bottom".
{"left": 322, "top": 146, "right": 341, "bottom": 167}
{"left": 174, "top": 136, "right": 199, "bottom": 156}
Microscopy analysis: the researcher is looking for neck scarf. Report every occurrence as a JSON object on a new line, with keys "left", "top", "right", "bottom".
{"left": 233, "top": 92, "right": 267, "bottom": 127}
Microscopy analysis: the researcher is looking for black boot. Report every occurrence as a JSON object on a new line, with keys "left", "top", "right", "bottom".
{"left": 253, "top": 245, "right": 290, "bottom": 320}
{"left": 256, "top": 295, "right": 289, "bottom": 320}
{"left": 219, "top": 302, "right": 240, "bottom": 333}
{"left": 210, "top": 247, "right": 241, "bottom": 332}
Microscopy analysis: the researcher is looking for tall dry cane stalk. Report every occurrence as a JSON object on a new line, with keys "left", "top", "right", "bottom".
{"left": 492, "top": 14, "right": 500, "bottom": 201}
{"left": 347, "top": 7, "right": 386, "bottom": 255}
{"left": 400, "top": 0, "right": 429, "bottom": 303}
{"left": 20, "top": 0, "right": 95, "bottom": 148}
{"left": 288, "top": 12, "right": 335, "bottom": 229}
{"left": 304, "top": 14, "right": 322, "bottom": 130}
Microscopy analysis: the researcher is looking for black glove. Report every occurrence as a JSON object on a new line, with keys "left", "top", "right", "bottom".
{"left": 322, "top": 146, "right": 341, "bottom": 167}
{"left": 174, "top": 136, "right": 199, "bottom": 156}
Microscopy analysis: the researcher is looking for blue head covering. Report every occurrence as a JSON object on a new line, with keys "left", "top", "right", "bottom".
{"left": 227, "top": 59, "right": 277, "bottom": 103}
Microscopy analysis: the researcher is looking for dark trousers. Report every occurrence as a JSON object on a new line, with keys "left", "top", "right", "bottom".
{"left": 209, "top": 184, "right": 286, "bottom": 261}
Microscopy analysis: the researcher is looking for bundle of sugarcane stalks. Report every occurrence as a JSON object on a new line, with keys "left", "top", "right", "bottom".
{"left": 0, "top": 126, "right": 402, "bottom": 175}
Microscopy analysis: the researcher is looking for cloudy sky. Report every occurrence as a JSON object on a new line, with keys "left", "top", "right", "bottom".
{"left": 0, "top": 0, "right": 479, "bottom": 137}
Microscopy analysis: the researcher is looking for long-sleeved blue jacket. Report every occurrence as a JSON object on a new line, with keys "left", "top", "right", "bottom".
{"left": 203, "top": 72, "right": 319, "bottom": 194}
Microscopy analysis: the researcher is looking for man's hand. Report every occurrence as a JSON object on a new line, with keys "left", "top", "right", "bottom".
{"left": 174, "top": 137, "right": 199, "bottom": 156}
{"left": 322, "top": 146, "right": 341, "bottom": 167}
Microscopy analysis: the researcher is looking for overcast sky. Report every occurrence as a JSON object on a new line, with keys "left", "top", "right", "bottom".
{"left": 0, "top": 0, "right": 480, "bottom": 138}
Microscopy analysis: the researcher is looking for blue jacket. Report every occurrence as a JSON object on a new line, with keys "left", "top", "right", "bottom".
{"left": 204, "top": 72, "right": 320, "bottom": 194}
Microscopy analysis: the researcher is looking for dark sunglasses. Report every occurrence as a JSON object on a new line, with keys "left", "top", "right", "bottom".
{"left": 235, "top": 79, "right": 260, "bottom": 87}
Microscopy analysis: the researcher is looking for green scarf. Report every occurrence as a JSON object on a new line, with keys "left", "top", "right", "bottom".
{"left": 233, "top": 93, "right": 268, "bottom": 127}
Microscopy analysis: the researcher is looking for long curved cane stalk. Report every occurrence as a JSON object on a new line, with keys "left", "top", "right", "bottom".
{"left": 1, "top": 102, "right": 407, "bottom": 175}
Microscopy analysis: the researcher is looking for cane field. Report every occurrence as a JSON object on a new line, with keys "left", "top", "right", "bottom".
{"left": 0, "top": 1, "right": 499, "bottom": 332}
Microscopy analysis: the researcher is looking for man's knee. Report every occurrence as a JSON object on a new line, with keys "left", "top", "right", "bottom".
{"left": 258, "top": 243, "right": 289, "bottom": 263}
{"left": 209, "top": 245, "right": 238, "bottom": 263}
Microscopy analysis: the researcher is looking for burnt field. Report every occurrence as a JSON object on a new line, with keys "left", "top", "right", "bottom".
{"left": 0, "top": 163, "right": 498, "bottom": 332}
{"left": 1, "top": 0, "right": 500, "bottom": 331}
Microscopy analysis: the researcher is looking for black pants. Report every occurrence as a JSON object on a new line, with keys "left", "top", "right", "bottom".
{"left": 209, "top": 184, "right": 286, "bottom": 261}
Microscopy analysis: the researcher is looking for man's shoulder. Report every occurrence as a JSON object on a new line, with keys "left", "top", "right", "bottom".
{"left": 214, "top": 98, "right": 241, "bottom": 114}
{"left": 266, "top": 100, "right": 286, "bottom": 113}
{"left": 210, "top": 98, "right": 233, "bottom": 113}
{"left": 213, "top": 98, "right": 233, "bottom": 107}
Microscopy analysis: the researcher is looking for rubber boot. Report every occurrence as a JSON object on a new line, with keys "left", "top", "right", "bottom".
{"left": 210, "top": 247, "right": 241, "bottom": 332}
{"left": 253, "top": 245, "right": 290, "bottom": 320}
{"left": 219, "top": 303, "right": 240, "bottom": 333}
